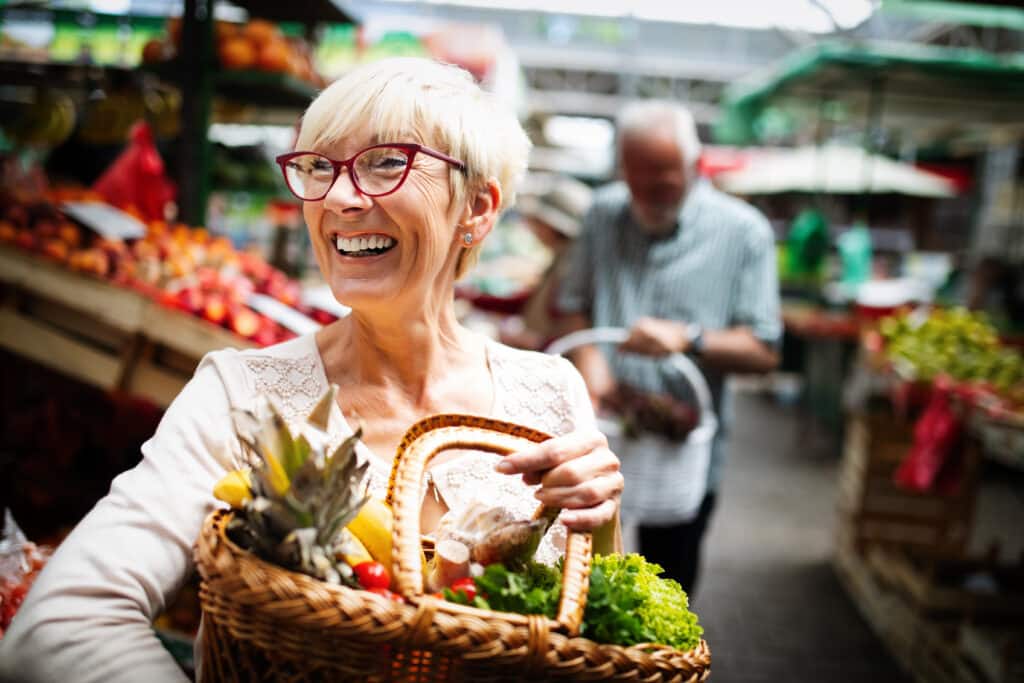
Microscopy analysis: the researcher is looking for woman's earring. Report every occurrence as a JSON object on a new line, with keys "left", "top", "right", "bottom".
{"left": 463, "top": 232, "right": 474, "bottom": 246}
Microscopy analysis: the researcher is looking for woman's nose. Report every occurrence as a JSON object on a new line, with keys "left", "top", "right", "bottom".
{"left": 323, "top": 168, "right": 372, "bottom": 213}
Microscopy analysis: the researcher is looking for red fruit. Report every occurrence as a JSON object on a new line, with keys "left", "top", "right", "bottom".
{"left": 229, "top": 307, "right": 260, "bottom": 338}
{"left": 175, "top": 287, "right": 204, "bottom": 314}
{"left": 449, "top": 577, "right": 478, "bottom": 601}
{"left": 14, "top": 229, "right": 35, "bottom": 251}
{"left": 367, "top": 587, "right": 405, "bottom": 603}
{"left": 252, "top": 326, "right": 277, "bottom": 347}
{"left": 40, "top": 238, "right": 69, "bottom": 263}
{"left": 202, "top": 295, "right": 227, "bottom": 325}
{"left": 311, "top": 309, "right": 337, "bottom": 325}
{"left": 354, "top": 561, "right": 390, "bottom": 590}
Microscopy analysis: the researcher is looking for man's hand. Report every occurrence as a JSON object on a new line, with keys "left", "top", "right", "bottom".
{"left": 620, "top": 317, "right": 690, "bottom": 356}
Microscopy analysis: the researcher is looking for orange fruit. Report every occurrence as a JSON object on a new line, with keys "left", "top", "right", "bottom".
{"left": 141, "top": 39, "right": 168, "bottom": 64}
{"left": 257, "top": 40, "right": 291, "bottom": 73}
{"left": 219, "top": 36, "right": 256, "bottom": 70}
{"left": 245, "top": 20, "right": 280, "bottom": 48}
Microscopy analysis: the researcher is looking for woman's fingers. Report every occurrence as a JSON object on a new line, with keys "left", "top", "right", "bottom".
{"left": 495, "top": 430, "right": 607, "bottom": 476}
{"left": 534, "top": 471, "right": 624, "bottom": 509}
{"left": 495, "top": 428, "right": 622, "bottom": 531}
{"left": 559, "top": 499, "right": 618, "bottom": 531}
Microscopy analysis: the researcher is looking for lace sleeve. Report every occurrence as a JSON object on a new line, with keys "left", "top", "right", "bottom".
{"left": 430, "top": 346, "right": 595, "bottom": 565}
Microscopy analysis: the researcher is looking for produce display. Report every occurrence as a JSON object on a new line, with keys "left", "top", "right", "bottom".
{"left": 143, "top": 18, "right": 325, "bottom": 87}
{"left": 0, "top": 187, "right": 337, "bottom": 345}
{"left": 0, "top": 511, "right": 52, "bottom": 639}
{"left": 212, "top": 387, "right": 704, "bottom": 651}
{"left": 880, "top": 307, "right": 1023, "bottom": 391}
{"left": 880, "top": 307, "right": 1024, "bottom": 406}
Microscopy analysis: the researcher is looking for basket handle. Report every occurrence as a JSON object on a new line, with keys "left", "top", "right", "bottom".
{"left": 385, "top": 414, "right": 592, "bottom": 635}
{"left": 545, "top": 326, "right": 717, "bottom": 435}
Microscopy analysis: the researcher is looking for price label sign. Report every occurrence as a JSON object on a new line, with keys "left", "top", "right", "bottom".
{"left": 60, "top": 202, "right": 147, "bottom": 241}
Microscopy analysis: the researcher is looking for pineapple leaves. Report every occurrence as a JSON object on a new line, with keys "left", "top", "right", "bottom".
{"left": 226, "top": 389, "right": 372, "bottom": 586}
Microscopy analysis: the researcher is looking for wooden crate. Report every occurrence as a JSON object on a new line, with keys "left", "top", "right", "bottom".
{"left": 0, "top": 245, "right": 254, "bottom": 408}
{"left": 834, "top": 539, "right": 986, "bottom": 683}
{"left": 961, "top": 623, "right": 1024, "bottom": 683}
{"left": 867, "top": 546, "right": 1024, "bottom": 620}
{"left": 838, "top": 410, "right": 981, "bottom": 558}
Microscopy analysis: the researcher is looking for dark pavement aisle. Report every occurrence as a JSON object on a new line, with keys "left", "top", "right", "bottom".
{"left": 684, "top": 389, "right": 910, "bottom": 683}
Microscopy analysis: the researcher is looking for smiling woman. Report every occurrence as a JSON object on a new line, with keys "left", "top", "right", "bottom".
{"left": 0, "top": 56, "right": 624, "bottom": 683}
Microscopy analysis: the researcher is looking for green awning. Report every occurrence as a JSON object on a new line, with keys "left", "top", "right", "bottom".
{"left": 882, "top": 0, "right": 1024, "bottom": 32}
{"left": 715, "top": 41, "right": 1024, "bottom": 146}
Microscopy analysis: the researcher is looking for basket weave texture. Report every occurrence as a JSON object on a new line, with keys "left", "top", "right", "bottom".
{"left": 194, "top": 414, "right": 712, "bottom": 682}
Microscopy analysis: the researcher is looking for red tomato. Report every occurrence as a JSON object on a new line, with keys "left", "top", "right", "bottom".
{"left": 449, "top": 577, "right": 477, "bottom": 601}
{"left": 368, "top": 587, "right": 405, "bottom": 603}
{"left": 353, "top": 561, "right": 390, "bottom": 590}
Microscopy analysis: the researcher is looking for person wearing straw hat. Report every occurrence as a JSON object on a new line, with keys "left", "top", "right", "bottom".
{"left": 558, "top": 100, "right": 781, "bottom": 597}
{"left": 500, "top": 174, "right": 593, "bottom": 350}
{"left": 0, "top": 58, "right": 623, "bottom": 683}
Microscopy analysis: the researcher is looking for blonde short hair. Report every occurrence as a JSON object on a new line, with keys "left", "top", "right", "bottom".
{"left": 296, "top": 57, "right": 532, "bottom": 278}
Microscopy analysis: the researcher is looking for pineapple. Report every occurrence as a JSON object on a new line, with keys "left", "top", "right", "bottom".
{"left": 223, "top": 385, "right": 372, "bottom": 587}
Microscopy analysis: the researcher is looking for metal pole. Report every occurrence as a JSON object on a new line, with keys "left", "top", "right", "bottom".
{"left": 858, "top": 76, "right": 886, "bottom": 221}
{"left": 178, "top": 0, "right": 214, "bottom": 226}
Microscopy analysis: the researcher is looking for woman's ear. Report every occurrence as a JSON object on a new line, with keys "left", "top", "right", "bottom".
{"left": 458, "top": 178, "right": 502, "bottom": 244}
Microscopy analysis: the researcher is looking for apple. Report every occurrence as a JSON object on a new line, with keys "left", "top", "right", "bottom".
{"left": 14, "top": 229, "right": 36, "bottom": 251}
{"left": 202, "top": 295, "right": 228, "bottom": 325}
{"left": 228, "top": 306, "right": 260, "bottom": 338}
{"left": 175, "top": 287, "right": 204, "bottom": 314}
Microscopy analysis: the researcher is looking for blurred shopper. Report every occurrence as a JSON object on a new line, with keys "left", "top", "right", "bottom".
{"left": 500, "top": 175, "right": 592, "bottom": 350}
{"left": 558, "top": 100, "right": 782, "bottom": 597}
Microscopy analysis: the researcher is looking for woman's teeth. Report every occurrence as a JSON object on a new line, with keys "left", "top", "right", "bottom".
{"left": 335, "top": 235, "right": 396, "bottom": 256}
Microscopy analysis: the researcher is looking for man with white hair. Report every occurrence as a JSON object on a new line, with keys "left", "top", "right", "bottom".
{"left": 558, "top": 100, "right": 781, "bottom": 597}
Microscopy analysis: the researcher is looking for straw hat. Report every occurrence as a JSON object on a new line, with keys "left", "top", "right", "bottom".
{"left": 517, "top": 174, "right": 593, "bottom": 239}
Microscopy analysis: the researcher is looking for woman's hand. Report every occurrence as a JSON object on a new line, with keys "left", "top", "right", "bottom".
{"left": 495, "top": 429, "right": 623, "bottom": 531}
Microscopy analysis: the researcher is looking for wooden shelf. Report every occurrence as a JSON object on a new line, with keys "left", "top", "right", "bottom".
{"left": 0, "top": 245, "right": 254, "bottom": 408}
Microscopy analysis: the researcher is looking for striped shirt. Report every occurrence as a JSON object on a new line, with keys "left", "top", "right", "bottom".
{"left": 557, "top": 178, "right": 781, "bottom": 493}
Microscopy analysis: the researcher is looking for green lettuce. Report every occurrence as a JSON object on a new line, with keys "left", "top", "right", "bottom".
{"left": 454, "top": 553, "right": 702, "bottom": 651}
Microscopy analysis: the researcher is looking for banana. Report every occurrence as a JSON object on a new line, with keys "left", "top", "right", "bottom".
{"left": 213, "top": 468, "right": 252, "bottom": 508}
{"left": 337, "top": 528, "right": 373, "bottom": 567}
{"left": 345, "top": 498, "right": 394, "bottom": 575}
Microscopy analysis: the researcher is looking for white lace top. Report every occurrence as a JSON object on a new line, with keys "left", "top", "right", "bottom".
{"left": 0, "top": 333, "right": 595, "bottom": 683}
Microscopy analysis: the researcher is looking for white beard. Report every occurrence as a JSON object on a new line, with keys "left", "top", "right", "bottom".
{"left": 630, "top": 204, "right": 680, "bottom": 236}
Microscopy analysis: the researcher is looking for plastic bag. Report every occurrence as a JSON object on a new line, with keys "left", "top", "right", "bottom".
{"left": 92, "top": 121, "right": 176, "bottom": 223}
{"left": 894, "top": 384, "right": 965, "bottom": 494}
{"left": 0, "top": 509, "right": 52, "bottom": 638}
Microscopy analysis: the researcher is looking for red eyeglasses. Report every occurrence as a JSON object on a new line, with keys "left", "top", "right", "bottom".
{"left": 275, "top": 144, "right": 466, "bottom": 201}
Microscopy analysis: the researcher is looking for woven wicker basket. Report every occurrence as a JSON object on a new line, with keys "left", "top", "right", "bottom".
{"left": 194, "top": 414, "right": 711, "bottom": 682}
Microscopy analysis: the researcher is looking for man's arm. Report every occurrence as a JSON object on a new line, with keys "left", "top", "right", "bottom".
{"left": 620, "top": 207, "right": 781, "bottom": 373}
{"left": 620, "top": 317, "right": 778, "bottom": 373}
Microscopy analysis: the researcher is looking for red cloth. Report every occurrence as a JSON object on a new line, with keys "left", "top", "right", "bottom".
{"left": 93, "top": 122, "right": 176, "bottom": 222}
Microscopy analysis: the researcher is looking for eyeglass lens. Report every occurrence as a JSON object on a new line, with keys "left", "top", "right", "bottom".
{"left": 282, "top": 148, "right": 412, "bottom": 200}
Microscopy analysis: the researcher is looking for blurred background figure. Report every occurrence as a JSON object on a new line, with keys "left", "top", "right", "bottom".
{"left": 499, "top": 174, "right": 592, "bottom": 350}
{"left": 557, "top": 100, "right": 781, "bottom": 597}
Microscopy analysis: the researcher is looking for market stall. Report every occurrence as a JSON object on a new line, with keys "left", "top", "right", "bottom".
{"left": 835, "top": 306, "right": 1024, "bottom": 683}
